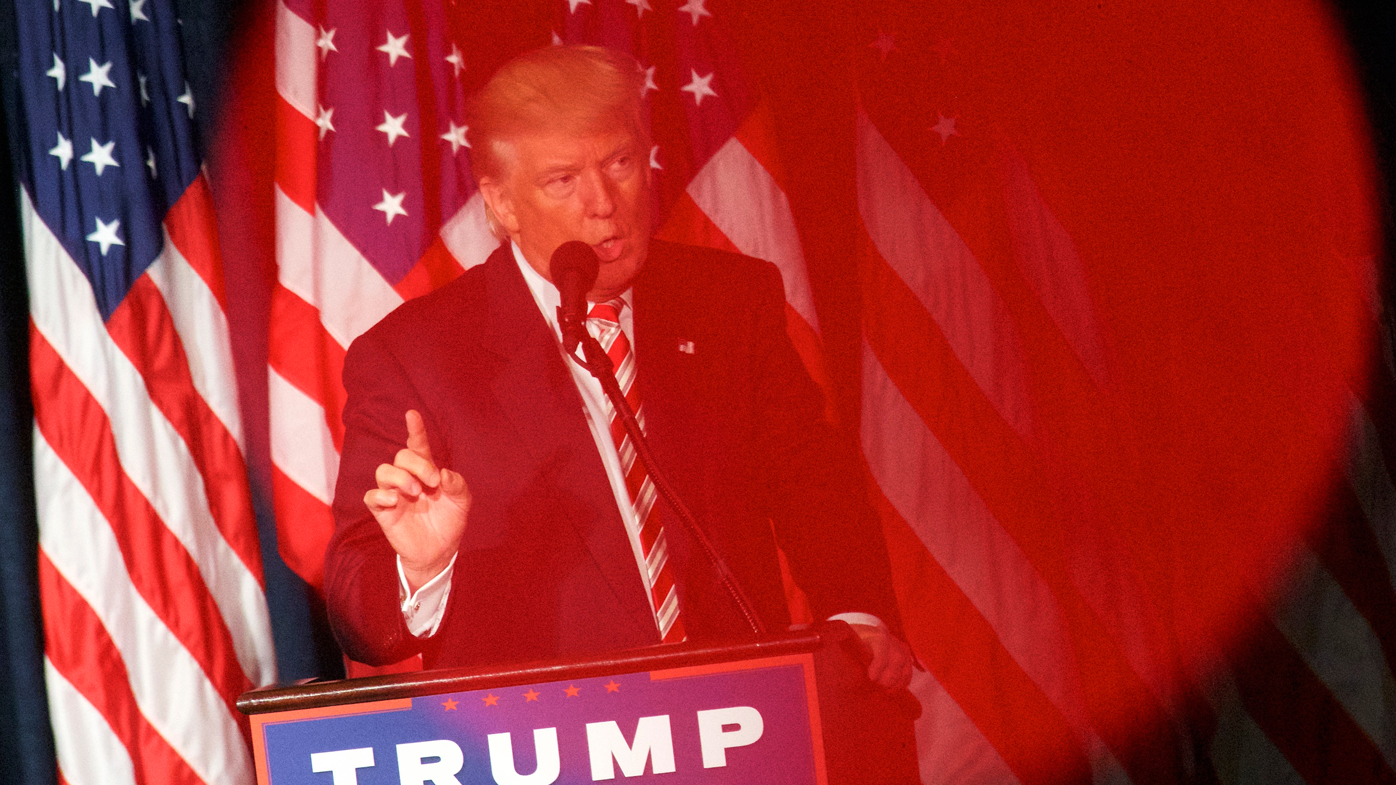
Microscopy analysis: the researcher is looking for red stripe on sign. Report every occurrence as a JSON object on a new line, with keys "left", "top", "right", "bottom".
{"left": 1233, "top": 618, "right": 1396, "bottom": 785}
{"left": 164, "top": 175, "right": 228, "bottom": 308}
{"left": 39, "top": 552, "right": 209, "bottom": 785}
{"left": 864, "top": 463, "right": 1093, "bottom": 785}
{"left": 1311, "top": 485, "right": 1396, "bottom": 674}
{"left": 395, "top": 234, "right": 466, "bottom": 301}
{"left": 274, "top": 93, "right": 318, "bottom": 214}
{"left": 269, "top": 282, "right": 347, "bottom": 450}
{"left": 106, "top": 275, "right": 265, "bottom": 586}
{"left": 859, "top": 235, "right": 1186, "bottom": 784}
{"left": 271, "top": 464, "right": 335, "bottom": 591}
{"left": 29, "top": 327, "right": 254, "bottom": 712}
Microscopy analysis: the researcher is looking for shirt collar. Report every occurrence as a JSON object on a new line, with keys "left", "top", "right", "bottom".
{"left": 511, "top": 241, "right": 633, "bottom": 339}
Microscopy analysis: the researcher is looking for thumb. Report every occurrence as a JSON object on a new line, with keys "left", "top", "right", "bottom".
{"left": 440, "top": 468, "right": 471, "bottom": 506}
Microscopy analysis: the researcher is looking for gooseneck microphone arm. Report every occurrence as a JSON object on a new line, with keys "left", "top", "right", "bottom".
{"left": 547, "top": 241, "right": 766, "bottom": 638}
{"left": 573, "top": 333, "right": 767, "bottom": 638}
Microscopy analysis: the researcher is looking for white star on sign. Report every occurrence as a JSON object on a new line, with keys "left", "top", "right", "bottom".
{"left": 677, "top": 0, "right": 711, "bottom": 26}
{"left": 445, "top": 43, "right": 464, "bottom": 78}
{"left": 870, "top": 30, "right": 896, "bottom": 61}
{"left": 130, "top": 0, "right": 149, "bottom": 22}
{"left": 566, "top": 0, "right": 590, "bottom": 13}
{"left": 376, "top": 111, "right": 410, "bottom": 146}
{"left": 138, "top": 73, "right": 150, "bottom": 106}
{"left": 145, "top": 147, "right": 157, "bottom": 178}
{"left": 625, "top": 0, "right": 651, "bottom": 18}
{"left": 930, "top": 113, "right": 959, "bottom": 144}
{"left": 79, "top": 58, "right": 116, "bottom": 96}
{"left": 86, "top": 217, "right": 124, "bottom": 256}
{"left": 376, "top": 31, "right": 412, "bottom": 67}
{"left": 47, "top": 54, "right": 65, "bottom": 91}
{"left": 680, "top": 69, "right": 717, "bottom": 106}
{"left": 177, "top": 82, "right": 195, "bottom": 118}
{"left": 649, "top": 144, "right": 662, "bottom": 170}
{"left": 441, "top": 121, "right": 469, "bottom": 154}
{"left": 316, "top": 26, "right": 337, "bottom": 60}
{"left": 373, "top": 190, "right": 408, "bottom": 225}
{"left": 49, "top": 132, "right": 73, "bottom": 170}
{"left": 77, "top": 0, "right": 113, "bottom": 17}
{"left": 80, "top": 138, "right": 120, "bottom": 175}
{"left": 640, "top": 65, "right": 657, "bottom": 99}
{"left": 315, "top": 105, "right": 335, "bottom": 140}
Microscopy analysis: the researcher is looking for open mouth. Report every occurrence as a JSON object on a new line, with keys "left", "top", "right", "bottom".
{"left": 592, "top": 236, "right": 625, "bottom": 263}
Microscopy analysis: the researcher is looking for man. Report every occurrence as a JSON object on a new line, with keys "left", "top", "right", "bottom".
{"left": 324, "top": 45, "right": 913, "bottom": 690}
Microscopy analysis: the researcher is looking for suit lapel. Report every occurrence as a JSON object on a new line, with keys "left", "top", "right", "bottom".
{"left": 480, "top": 246, "right": 657, "bottom": 641}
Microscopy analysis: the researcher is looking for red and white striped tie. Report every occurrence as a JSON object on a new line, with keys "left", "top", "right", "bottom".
{"left": 588, "top": 300, "right": 686, "bottom": 643}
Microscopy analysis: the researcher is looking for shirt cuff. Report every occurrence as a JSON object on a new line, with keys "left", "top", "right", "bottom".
{"left": 398, "top": 553, "right": 457, "bottom": 638}
{"left": 827, "top": 612, "right": 886, "bottom": 631}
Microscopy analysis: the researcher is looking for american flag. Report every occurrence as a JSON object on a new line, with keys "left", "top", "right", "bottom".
{"left": 10, "top": 0, "right": 276, "bottom": 782}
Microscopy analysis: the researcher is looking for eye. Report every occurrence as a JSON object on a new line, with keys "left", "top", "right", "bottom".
{"left": 543, "top": 174, "right": 576, "bottom": 196}
{"left": 608, "top": 155, "right": 635, "bottom": 177}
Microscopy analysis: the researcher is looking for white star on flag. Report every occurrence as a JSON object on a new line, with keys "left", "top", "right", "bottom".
{"left": 376, "top": 31, "right": 412, "bottom": 66}
{"left": 76, "top": 0, "right": 112, "bottom": 17}
{"left": 641, "top": 65, "right": 657, "bottom": 99}
{"left": 376, "top": 110, "right": 410, "bottom": 146}
{"left": 625, "top": 0, "right": 652, "bottom": 18}
{"left": 315, "top": 105, "right": 335, "bottom": 140}
{"left": 372, "top": 190, "right": 408, "bottom": 225}
{"left": 80, "top": 137, "right": 120, "bottom": 175}
{"left": 445, "top": 43, "right": 464, "bottom": 78}
{"left": 145, "top": 147, "right": 157, "bottom": 178}
{"left": 177, "top": 82, "right": 195, "bottom": 118}
{"left": 78, "top": 58, "right": 116, "bottom": 96}
{"left": 931, "top": 113, "right": 958, "bottom": 144}
{"left": 48, "top": 132, "right": 73, "bottom": 169}
{"left": 680, "top": 69, "right": 717, "bottom": 106}
{"left": 316, "top": 27, "right": 337, "bottom": 60}
{"left": 138, "top": 73, "right": 150, "bottom": 106}
{"left": 677, "top": 0, "right": 711, "bottom": 26}
{"left": 85, "top": 216, "right": 124, "bottom": 256}
{"left": 441, "top": 121, "right": 469, "bottom": 154}
{"left": 46, "top": 54, "right": 64, "bottom": 90}
{"left": 129, "top": 0, "right": 148, "bottom": 22}
{"left": 566, "top": 0, "right": 590, "bottom": 13}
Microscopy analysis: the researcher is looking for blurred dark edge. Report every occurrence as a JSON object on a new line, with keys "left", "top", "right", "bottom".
{"left": 0, "top": 1, "right": 1390, "bottom": 783}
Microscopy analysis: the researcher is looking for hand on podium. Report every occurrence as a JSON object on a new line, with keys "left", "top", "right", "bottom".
{"left": 364, "top": 409, "right": 472, "bottom": 592}
{"left": 849, "top": 623, "right": 915, "bottom": 691}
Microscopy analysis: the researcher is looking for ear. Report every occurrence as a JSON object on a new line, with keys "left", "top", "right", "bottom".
{"left": 478, "top": 177, "right": 520, "bottom": 238}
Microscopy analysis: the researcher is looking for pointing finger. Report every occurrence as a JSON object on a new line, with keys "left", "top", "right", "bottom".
{"left": 404, "top": 409, "right": 433, "bottom": 463}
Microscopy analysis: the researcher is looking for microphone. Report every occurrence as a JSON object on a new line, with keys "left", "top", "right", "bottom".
{"left": 552, "top": 241, "right": 599, "bottom": 355}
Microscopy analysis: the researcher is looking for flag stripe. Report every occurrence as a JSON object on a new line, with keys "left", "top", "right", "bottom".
{"left": 30, "top": 330, "right": 255, "bottom": 703}
{"left": 394, "top": 234, "right": 468, "bottom": 301}
{"left": 44, "top": 661, "right": 139, "bottom": 785}
{"left": 22, "top": 192, "right": 272, "bottom": 680}
{"left": 1313, "top": 483, "right": 1396, "bottom": 673}
{"left": 1231, "top": 619, "right": 1396, "bottom": 785}
{"left": 106, "top": 275, "right": 265, "bottom": 589}
{"left": 437, "top": 192, "right": 496, "bottom": 272}
{"left": 162, "top": 177, "right": 230, "bottom": 310}
{"left": 1272, "top": 551, "right": 1396, "bottom": 772}
{"left": 269, "top": 282, "right": 347, "bottom": 448}
{"left": 270, "top": 465, "right": 337, "bottom": 591}
{"left": 39, "top": 555, "right": 207, "bottom": 785}
{"left": 274, "top": 94, "right": 319, "bottom": 214}
{"left": 269, "top": 367, "right": 341, "bottom": 506}
{"left": 1204, "top": 672, "right": 1307, "bottom": 785}
{"left": 856, "top": 108, "right": 1033, "bottom": 438}
{"left": 275, "top": 0, "right": 319, "bottom": 120}
{"left": 1347, "top": 397, "right": 1396, "bottom": 576}
{"left": 34, "top": 431, "right": 253, "bottom": 785}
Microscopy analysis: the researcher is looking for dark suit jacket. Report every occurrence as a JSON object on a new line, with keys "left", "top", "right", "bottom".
{"left": 325, "top": 239, "right": 901, "bottom": 669}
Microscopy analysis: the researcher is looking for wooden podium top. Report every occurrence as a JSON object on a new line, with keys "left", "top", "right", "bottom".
{"left": 237, "top": 627, "right": 831, "bottom": 716}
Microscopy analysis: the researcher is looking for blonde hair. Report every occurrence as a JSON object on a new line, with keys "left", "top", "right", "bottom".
{"left": 467, "top": 45, "right": 650, "bottom": 187}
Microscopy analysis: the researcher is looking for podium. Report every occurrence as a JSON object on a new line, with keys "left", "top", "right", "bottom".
{"left": 238, "top": 622, "right": 919, "bottom": 784}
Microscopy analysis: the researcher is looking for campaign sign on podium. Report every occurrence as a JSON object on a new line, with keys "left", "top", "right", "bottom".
{"left": 251, "top": 654, "right": 826, "bottom": 785}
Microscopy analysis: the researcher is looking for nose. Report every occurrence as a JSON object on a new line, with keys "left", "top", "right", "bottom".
{"left": 580, "top": 166, "right": 617, "bottom": 219}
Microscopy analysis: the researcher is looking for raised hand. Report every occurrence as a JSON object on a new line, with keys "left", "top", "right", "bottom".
{"left": 363, "top": 410, "right": 471, "bottom": 591}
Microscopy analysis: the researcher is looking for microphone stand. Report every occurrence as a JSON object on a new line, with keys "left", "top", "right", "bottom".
{"left": 569, "top": 332, "right": 767, "bottom": 638}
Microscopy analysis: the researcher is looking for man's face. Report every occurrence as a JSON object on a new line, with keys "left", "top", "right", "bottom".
{"left": 482, "top": 121, "right": 651, "bottom": 300}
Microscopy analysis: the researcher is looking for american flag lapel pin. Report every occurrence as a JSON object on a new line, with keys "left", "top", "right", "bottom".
{"left": 678, "top": 340, "right": 695, "bottom": 354}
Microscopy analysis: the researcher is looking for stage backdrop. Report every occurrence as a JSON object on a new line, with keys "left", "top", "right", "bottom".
{"left": 2, "top": 0, "right": 1394, "bottom": 783}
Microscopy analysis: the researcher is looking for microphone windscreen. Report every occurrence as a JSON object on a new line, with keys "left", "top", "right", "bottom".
{"left": 551, "top": 241, "right": 599, "bottom": 292}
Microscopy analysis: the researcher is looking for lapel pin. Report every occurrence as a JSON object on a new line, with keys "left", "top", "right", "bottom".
{"left": 678, "top": 340, "right": 695, "bottom": 354}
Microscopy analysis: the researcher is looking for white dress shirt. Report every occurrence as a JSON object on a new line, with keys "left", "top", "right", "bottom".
{"left": 398, "top": 242, "right": 882, "bottom": 637}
